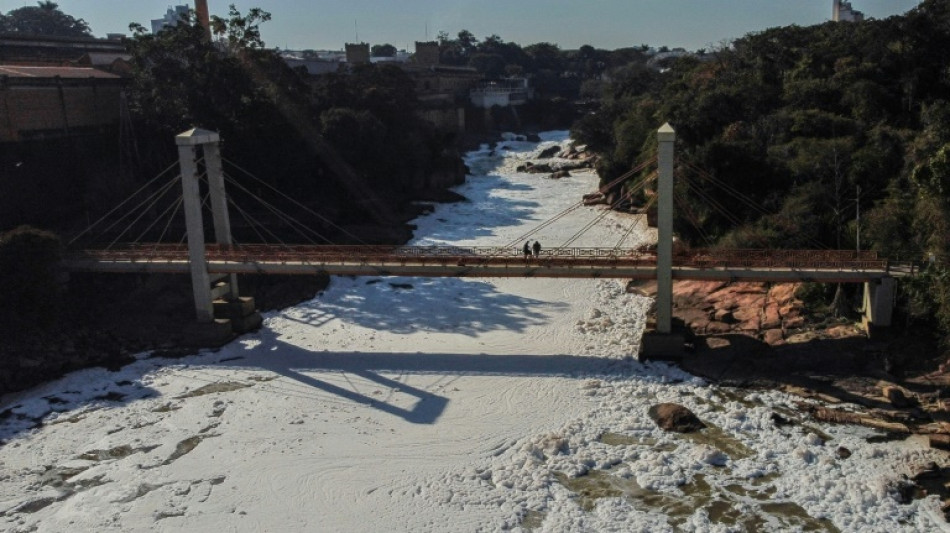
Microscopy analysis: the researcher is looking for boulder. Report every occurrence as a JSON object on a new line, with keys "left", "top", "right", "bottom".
{"left": 836, "top": 446, "right": 852, "bottom": 459}
{"left": 763, "top": 329, "right": 785, "bottom": 346}
{"left": 538, "top": 146, "right": 561, "bottom": 159}
{"left": 526, "top": 133, "right": 542, "bottom": 142}
{"left": 648, "top": 403, "right": 706, "bottom": 433}
{"left": 882, "top": 386, "right": 916, "bottom": 408}
{"left": 549, "top": 170, "right": 571, "bottom": 180}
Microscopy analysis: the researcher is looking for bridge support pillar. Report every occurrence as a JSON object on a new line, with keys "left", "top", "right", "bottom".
{"left": 656, "top": 123, "right": 676, "bottom": 335}
{"left": 176, "top": 128, "right": 259, "bottom": 334}
{"left": 177, "top": 136, "right": 215, "bottom": 323}
{"left": 863, "top": 277, "right": 895, "bottom": 332}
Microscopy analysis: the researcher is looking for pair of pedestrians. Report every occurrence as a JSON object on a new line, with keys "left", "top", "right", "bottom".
{"left": 523, "top": 240, "right": 542, "bottom": 258}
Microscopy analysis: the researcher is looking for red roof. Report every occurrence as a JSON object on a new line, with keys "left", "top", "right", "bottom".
{"left": 0, "top": 65, "right": 119, "bottom": 79}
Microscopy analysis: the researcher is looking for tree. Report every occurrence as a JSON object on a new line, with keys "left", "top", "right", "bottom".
{"left": 371, "top": 43, "right": 397, "bottom": 57}
{"left": 0, "top": 1, "right": 91, "bottom": 37}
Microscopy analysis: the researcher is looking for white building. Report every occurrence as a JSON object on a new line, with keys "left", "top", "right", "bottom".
{"left": 151, "top": 5, "right": 190, "bottom": 34}
{"left": 469, "top": 79, "right": 531, "bottom": 109}
{"left": 833, "top": 0, "right": 865, "bottom": 22}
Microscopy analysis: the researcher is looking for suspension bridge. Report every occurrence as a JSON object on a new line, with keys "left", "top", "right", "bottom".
{"left": 61, "top": 125, "right": 902, "bottom": 350}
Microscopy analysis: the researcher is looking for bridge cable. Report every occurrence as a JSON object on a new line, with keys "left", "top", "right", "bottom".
{"left": 226, "top": 196, "right": 290, "bottom": 248}
{"left": 557, "top": 170, "right": 659, "bottom": 251}
{"left": 151, "top": 196, "right": 185, "bottom": 252}
{"left": 499, "top": 157, "right": 659, "bottom": 250}
{"left": 682, "top": 163, "right": 832, "bottom": 250}
{"left": 673, "top": 190, "right": 714, "bottom": 247}
{"left": 132, "top": 191, "right": 185, "bottom": 245}
{"left": 221, "top": 157, "right": 366, "bottom": 245}
{"left": 222, "top": 173, "right": 332, "bottom": 245}
{"left": 679, "top": 173, "right": 745, "bottom": 229}
{"left": 104, "top": 177, "right": 182, "bottom": 250}
{"left": 613, "top": 194, "right": 657, "bottom": 250}
{"left": 67, "top": 160, "right": 181, "bottom": 246}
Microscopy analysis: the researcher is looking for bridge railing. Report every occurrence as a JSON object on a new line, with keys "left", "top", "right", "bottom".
{"left": 65, "top": 244, "right": 891, "bottom": 273}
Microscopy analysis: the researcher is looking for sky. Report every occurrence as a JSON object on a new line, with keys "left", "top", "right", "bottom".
{"left": 0, "top": 1, "right": 923, "bottom": 51}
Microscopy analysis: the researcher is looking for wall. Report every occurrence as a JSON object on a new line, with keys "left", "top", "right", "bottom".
{"left": 0, "top": 79, "right": 123, "bottom": 142}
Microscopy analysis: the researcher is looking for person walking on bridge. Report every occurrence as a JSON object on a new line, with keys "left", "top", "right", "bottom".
{"left": 532, "top": 240, "right": 541, "bottom": 258}
{"left": 523, "top": 241, "right": 532, "bottom": 259}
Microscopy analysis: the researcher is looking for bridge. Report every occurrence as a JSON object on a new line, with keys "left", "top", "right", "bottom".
{"left": 62, "top": 125, "right": 901, "bottom": 350}
{"left": 66, "top": 244, "right": 893, "bottom": 283}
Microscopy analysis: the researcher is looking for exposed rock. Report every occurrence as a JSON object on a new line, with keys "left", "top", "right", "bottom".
{"left": 763, "top": 329, "right": 785, "bottom": 346}
{"left": 549, "top": 170, "right": 571, "bottom": 180}
{"left": 912, "top": 461, "right": 943, "bottom": 481}
{"left": 525, "top": 133, "right": 542, "bottom": 142}
{"left": 882, "top": 386, "right": 916, "bottom": 408}
{"left": 705, "top": 337, "right": 731, "bottom": 350}
{"left": 538, "top": 145, "right": 561, "bottom": 159}
{"left": 771, "top": 412, "right": 792, "bottom": 426}
{"left": 836, "top": 446, "right": 852, "bottom": 459}
{"left": 931, "top": 434, "right": 950, "bottom": 451}
{"left": 648, "top": 403, "right": 706, "bottom": 433}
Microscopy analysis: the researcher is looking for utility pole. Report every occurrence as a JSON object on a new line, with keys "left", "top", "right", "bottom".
{"left": 856, "top": 184, "right": 861, "bottom": 252}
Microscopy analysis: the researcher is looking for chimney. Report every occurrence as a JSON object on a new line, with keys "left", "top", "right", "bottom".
{"left": 195, "top": 0, "right": 212, "bottom": 41}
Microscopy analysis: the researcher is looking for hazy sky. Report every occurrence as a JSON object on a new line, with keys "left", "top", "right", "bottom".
{"left": 0, "top": 1, "right": 922, "bottom": 51}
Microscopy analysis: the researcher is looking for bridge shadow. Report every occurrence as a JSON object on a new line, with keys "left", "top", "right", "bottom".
{"left": 212, "top": 327, "right": 637, "bottom": 425}
{"left": 280, "top": 277, "right": 569, "bottom": 337}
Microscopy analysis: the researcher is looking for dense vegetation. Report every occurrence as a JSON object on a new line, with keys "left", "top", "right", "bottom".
{"left": 0, "top": 1, "right": 91, "bottom": 37}
{"left": 572, "top": 0, "right": 950, "bottom": 342}
{"left": 123, "top": 7, "right": 453, "bottom": 239}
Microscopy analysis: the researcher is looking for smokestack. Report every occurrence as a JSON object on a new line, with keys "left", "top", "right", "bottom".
{"left": 195, "top": 0, "right": 212, "bottom": 41}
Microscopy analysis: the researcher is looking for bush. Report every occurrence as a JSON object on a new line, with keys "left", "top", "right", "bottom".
{"left": 0, "top": 226, "right": 63, "bottom": 340}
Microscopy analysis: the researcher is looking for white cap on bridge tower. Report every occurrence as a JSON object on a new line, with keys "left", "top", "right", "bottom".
{"left": 658, "top": 122, "right": 675, "bottom": 141}
{"left": 175, "top": 127, "right": 221, "bottom": 146}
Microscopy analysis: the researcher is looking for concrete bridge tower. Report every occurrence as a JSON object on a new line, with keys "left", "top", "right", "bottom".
{"left": 176, "top": 128, "right": 261, "bottom": 341}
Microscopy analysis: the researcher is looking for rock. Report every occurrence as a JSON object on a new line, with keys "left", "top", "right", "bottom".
{"left": 882, "top": 386, "right": 916, "bottom": 408}
{"left": 771, "top": 412, "right": 792, "bottom": 426}
{"left": 705, "top": 337, "right": 731, "bottom": 350}
{"left": 648, "top": 403, "right": 706, "bottom": 433}
{"left": 548, "top": 170, "right": 571, "bottom": 179}
{"left": 537, "top": 146, "right": 561, "bottom": 159}
{"left": 526, "top": 133, "right": 541, "bottom": 142}
{"left": 912, "top": 461, "right": 943, "bottom": 481}
{"left": 763, "top": 329, "right": 785, "bottom": 346}
{"left": 761, "top": 306, "right": 782, "bottom": 330}
{"left": 929, "top": 434, "right": 950, "bottom": 451}
{"left": 836, "top": 446, "right": 852, "bottom": 459}
{"left": 890, "top": 478, "right": 917, "bottom": 504}
{"left": 706, "top": 321, "right": 732, "bottom": 334}
{"left": 713, "top": 309, "right": 735, "bottom": 323}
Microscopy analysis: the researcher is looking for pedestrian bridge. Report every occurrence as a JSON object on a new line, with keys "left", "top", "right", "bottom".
{"left": 64, "top": 244, "right": 899, "bottom": 283}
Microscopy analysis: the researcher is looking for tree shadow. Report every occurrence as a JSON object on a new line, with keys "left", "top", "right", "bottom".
{"left": 280, "top": 277, "right": 570, "bottom": 337}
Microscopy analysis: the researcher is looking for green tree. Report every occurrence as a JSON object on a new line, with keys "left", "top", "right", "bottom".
{"left": 0, "top": 1, "right": 91, "bottom": 37}
{"left": 371, "top": 43, "right": 397, "bottom": 57}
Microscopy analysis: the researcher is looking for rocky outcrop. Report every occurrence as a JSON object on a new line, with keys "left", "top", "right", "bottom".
{"left": 537, "top": 145, "right": 561, "bottom": 159}
{"left": 648, "top": 403, "right": 706, "bottom": 433}
{"left": 672, "top": 281, "right": 819, "bottom": 347}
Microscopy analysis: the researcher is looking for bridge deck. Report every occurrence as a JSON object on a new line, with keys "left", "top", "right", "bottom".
{"left": 63, "top": 245, "right": 900, "bottom": 283}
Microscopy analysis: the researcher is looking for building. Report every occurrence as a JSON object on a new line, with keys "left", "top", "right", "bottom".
{"left": 0, "top": 33, "right": 126, "bottom": 65}
{"left": 151, "top": 5, "right": 190, "bottom": 34}
{"left": 833, "top": 0, "right": 865, "bottom": 22}
{"left": 469, "top": 79, "right": 531, "bottom": 109}
{"left": 0, "top": 65, "right": 124, "bottom": 143}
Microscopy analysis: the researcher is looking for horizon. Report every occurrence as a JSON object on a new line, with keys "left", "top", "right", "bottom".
{"left": 0, "top": 0, "right": 922, "bottom": 51}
